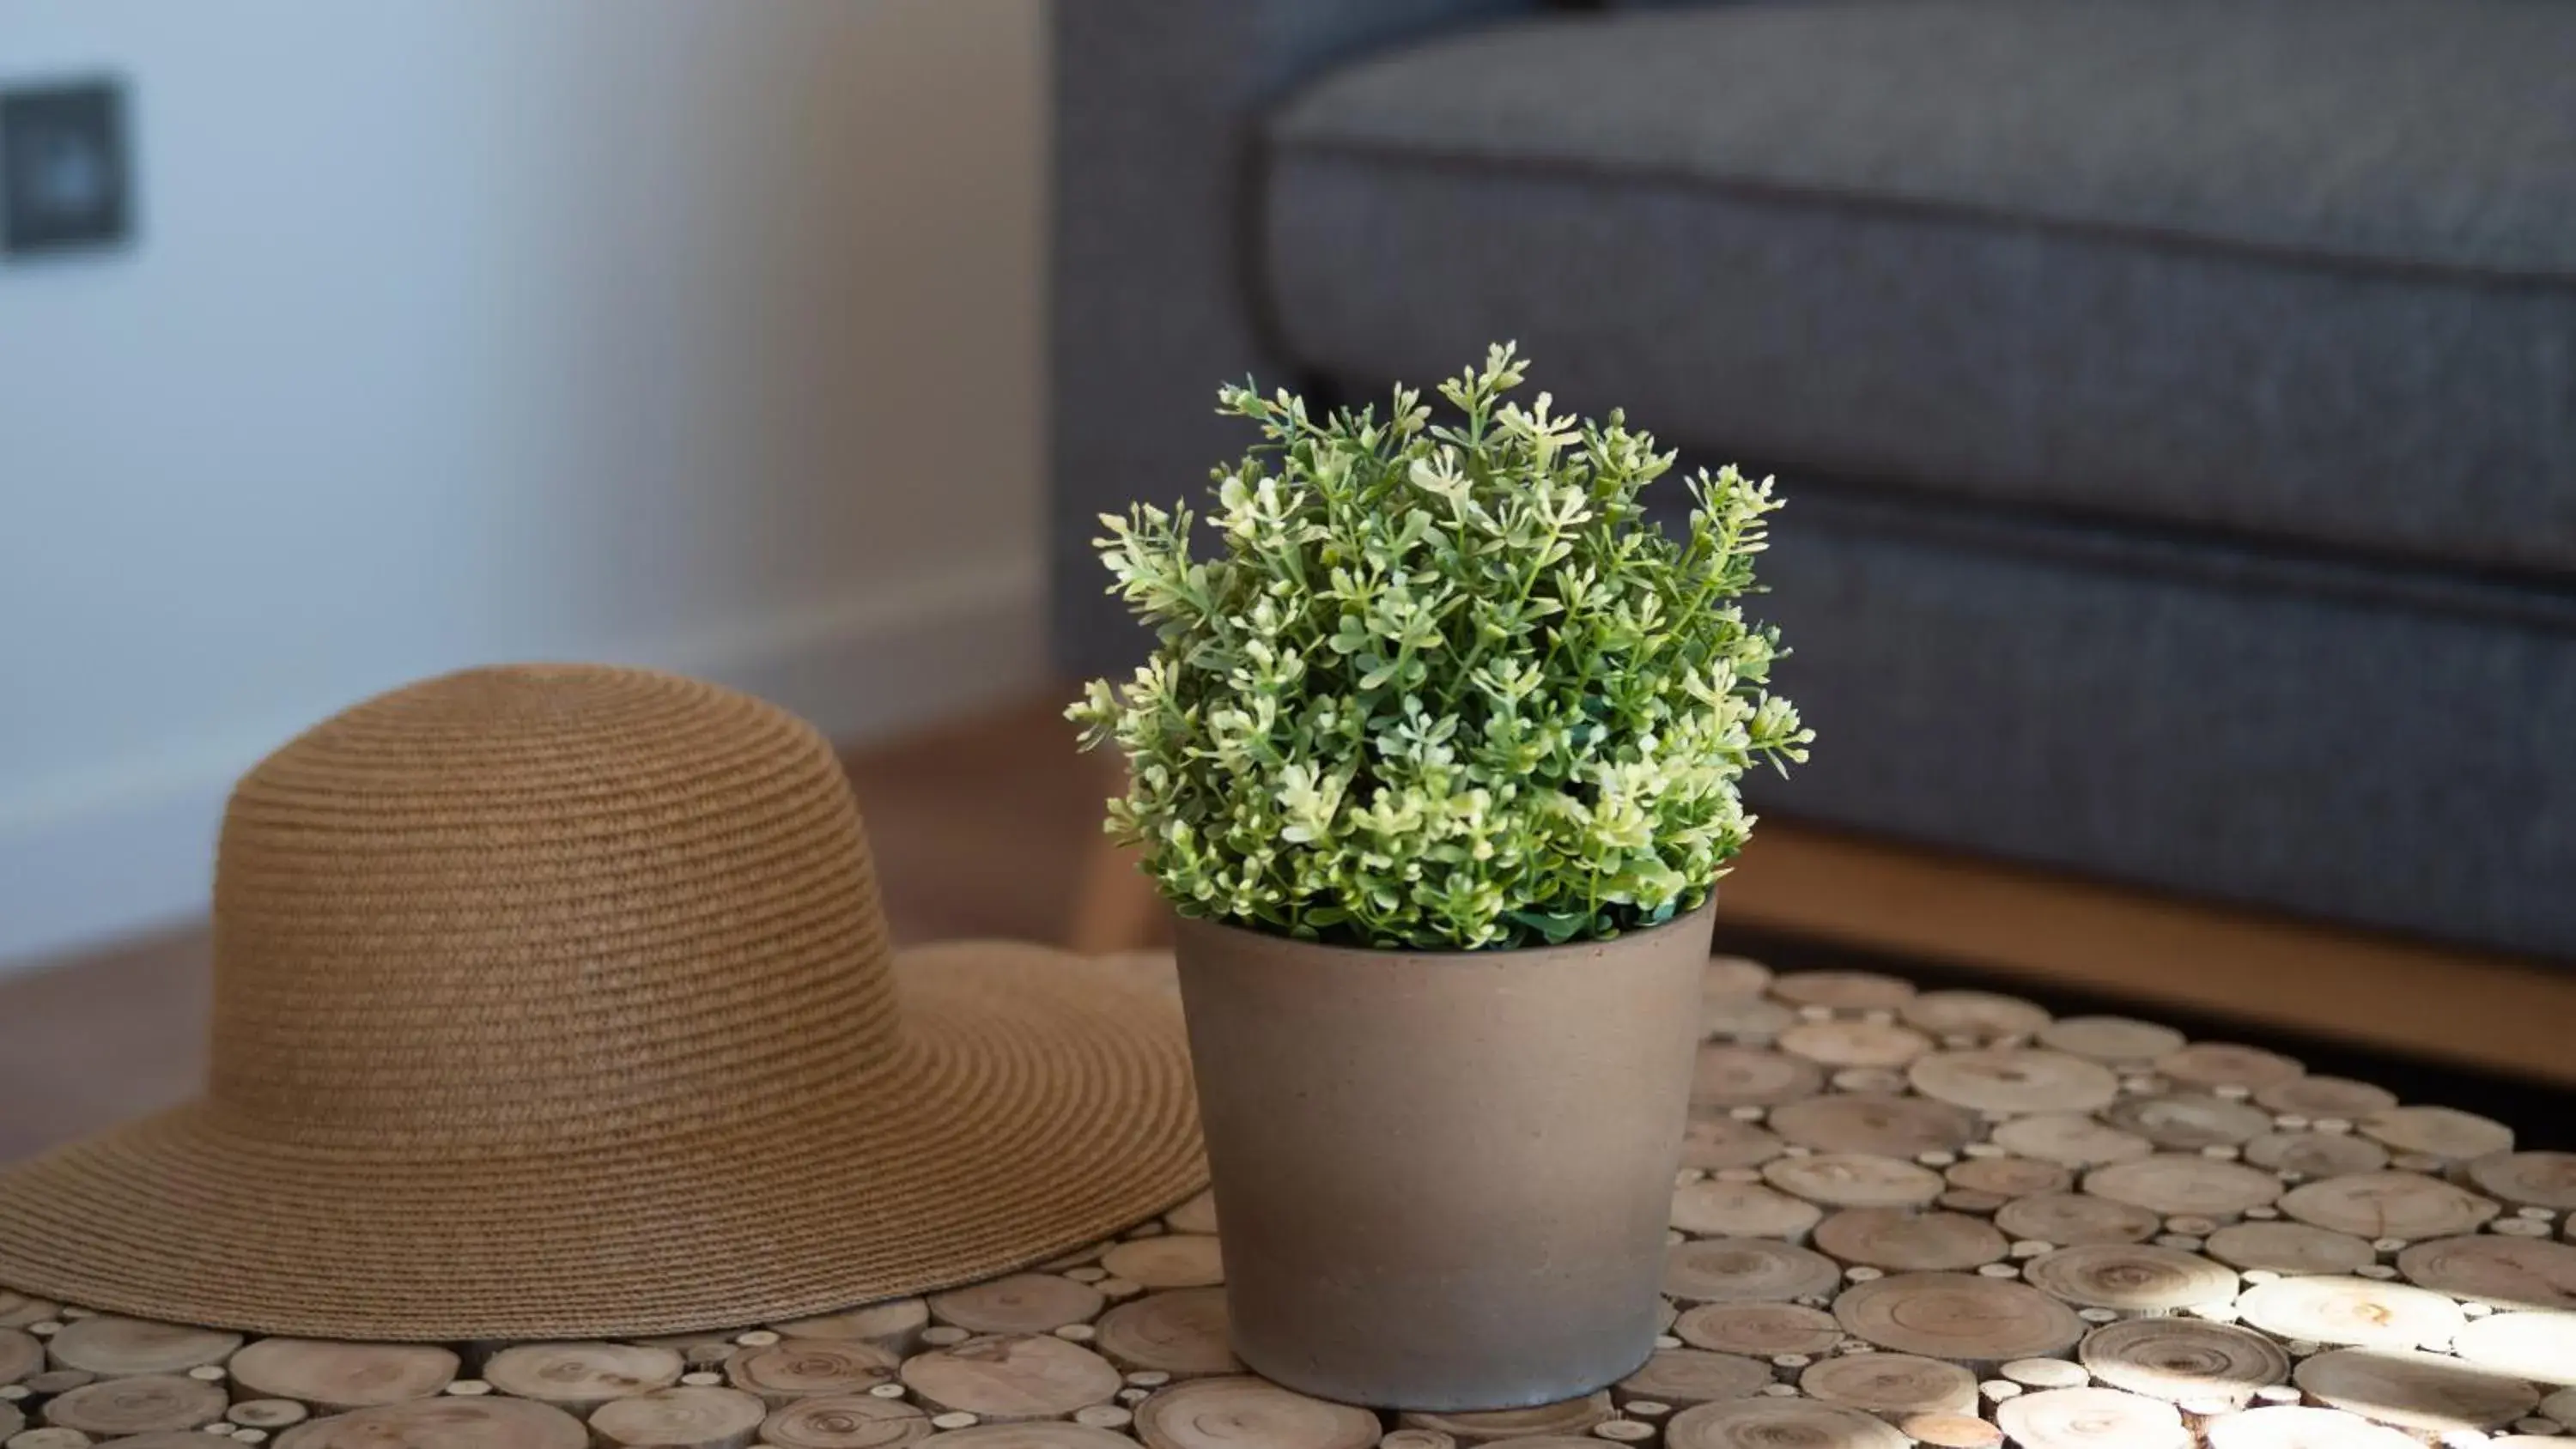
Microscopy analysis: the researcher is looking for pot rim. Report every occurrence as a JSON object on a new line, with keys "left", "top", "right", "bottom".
{"left": 1168, "top": 892, "right": 1716, "bottom": 965}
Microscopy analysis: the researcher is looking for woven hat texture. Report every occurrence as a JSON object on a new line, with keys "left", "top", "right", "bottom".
{"left": 0, "top": 664, "right": 1204, "bottom": 1338}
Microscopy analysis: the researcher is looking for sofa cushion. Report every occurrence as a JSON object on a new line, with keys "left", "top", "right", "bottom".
{"left": 1264, "top": 0, "right": 2576, "bottom": 579}
{"left": 1748, "top": 480, "right": 2576, "bottom": 961}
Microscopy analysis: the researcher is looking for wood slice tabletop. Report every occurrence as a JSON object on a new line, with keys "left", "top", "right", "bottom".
{"left": 0, "top": 956, "right": 2564, "bottom": 1447}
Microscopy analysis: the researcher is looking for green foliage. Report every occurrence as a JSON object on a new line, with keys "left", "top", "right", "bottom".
{"left": 1069, "top": 345, "right": 1812, "bottom": 950}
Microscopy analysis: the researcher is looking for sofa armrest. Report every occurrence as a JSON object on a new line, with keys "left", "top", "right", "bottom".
{"left": 1049, "top": 0, "right": 1545, "bottom": 678}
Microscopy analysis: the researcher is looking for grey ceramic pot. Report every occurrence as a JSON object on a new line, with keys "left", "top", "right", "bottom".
{"left": 1171, "top": 902, "right": 1714, "bottom": 1410}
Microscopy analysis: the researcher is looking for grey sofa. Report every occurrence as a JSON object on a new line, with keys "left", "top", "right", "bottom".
{"left": 1050, "top": 0, "right": 2576, "bottom": 961}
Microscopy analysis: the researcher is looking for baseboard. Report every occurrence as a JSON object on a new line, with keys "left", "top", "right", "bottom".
{"left": 655, "top": 559, "right": 1048, "bottom": 752}
{"left": 0, "top": 560, "right": 1047, "bottom": 975}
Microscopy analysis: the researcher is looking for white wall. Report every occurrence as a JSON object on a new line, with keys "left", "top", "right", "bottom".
{"left": 0, "top": 0, "right": 1052, "bottom": 969}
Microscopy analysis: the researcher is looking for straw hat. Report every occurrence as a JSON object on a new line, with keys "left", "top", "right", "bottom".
{"left": 0, "top": 664, "right": 1203, "bottom": 1339}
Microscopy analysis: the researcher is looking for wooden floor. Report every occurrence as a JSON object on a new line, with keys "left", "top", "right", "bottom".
{"left": 3, "top": 691, "right": 2569, "bottom": 1161}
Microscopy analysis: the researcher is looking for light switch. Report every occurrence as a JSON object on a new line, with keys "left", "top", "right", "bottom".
{"left": 3, "top": 77, "right": 133, "bottom": 258}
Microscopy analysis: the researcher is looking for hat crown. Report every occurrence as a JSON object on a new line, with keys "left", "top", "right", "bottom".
{"left": 207, "top": 664, "right": 899, "bottom": 1153}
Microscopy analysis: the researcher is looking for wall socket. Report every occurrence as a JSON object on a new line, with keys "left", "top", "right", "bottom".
{"left": 3, "top": 76, "right": 134, "bottom": 258}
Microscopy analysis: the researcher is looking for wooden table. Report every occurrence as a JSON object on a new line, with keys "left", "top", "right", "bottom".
{"left": 1, "top": 958, "right": 2569, "bottom": 1449}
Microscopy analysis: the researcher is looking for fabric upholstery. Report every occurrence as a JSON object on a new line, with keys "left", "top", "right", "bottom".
{"left": 1747, "top": 482, "right": 2576, "bottom": 958}
{"left": 1050, "top": 0, "right": 1543, "bottom": 678}
{"left": 1265, "top": 0, "right": 2576, "bottom": 578}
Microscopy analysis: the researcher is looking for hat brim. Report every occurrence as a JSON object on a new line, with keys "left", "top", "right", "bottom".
{"left": 0, "top": 943, "right": 1205, "bottom": 1340}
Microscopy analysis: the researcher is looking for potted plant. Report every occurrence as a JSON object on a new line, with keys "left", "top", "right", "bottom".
{"left": 1070, "top": 345, "right": 1811, "bottom": 1410}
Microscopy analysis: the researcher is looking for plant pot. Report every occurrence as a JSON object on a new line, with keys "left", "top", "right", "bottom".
{"left": 1171, "top": 902, "right": 1714, "bottom": 1410}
